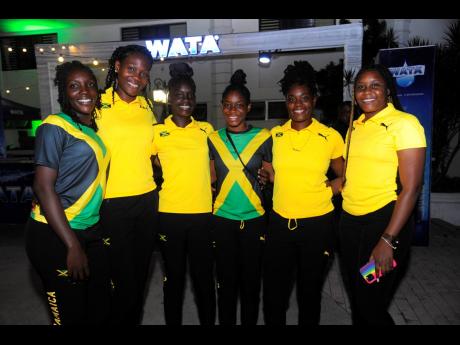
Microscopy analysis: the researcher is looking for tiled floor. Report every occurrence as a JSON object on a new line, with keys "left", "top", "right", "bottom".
{"left": 1, "top": 219, "right": 459, "bottom": 325}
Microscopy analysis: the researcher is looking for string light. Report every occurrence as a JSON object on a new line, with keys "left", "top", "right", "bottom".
{"left": 2, "top": 43, "right": 110, "bottom": 95}
{"left": 1, "top": 84, "right": 37, "bottom": 95}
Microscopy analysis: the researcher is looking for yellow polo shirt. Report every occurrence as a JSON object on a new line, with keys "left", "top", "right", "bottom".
{"left": 272, "top": 118, "right": 344, "bottom": 219}
{"left": 95, "top": 87, "right": 157, "bottom": 198}
{"left": 152, "top": 115, "right": 214, "bottom": 213}
{"left": 342, "top": 103, "right": 426, "bottom": 216}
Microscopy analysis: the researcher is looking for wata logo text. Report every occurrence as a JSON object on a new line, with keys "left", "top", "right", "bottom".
{"left": 388, "top": 61, "right": 425, "bottom": 88}
{"left": 145, "top": 35, "right": 221, "bottom": 60}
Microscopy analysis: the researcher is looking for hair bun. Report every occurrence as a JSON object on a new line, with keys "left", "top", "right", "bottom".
{"left": 230, "top": 69, "right": 247, "bottom": 86}
{"left": 169, "top": 62, "right": 194, "bottom": 78}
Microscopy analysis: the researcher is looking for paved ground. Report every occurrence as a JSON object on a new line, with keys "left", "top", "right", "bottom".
{"left": 1, "top": 219, "right": 459, "bottom": 325}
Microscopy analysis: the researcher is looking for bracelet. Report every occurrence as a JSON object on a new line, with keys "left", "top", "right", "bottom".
{"left": 381, "top": 234, "right": 398, "bottom": 250}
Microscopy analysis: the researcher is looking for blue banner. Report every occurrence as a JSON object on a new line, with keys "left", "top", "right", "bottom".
{"left": 378, "top": 46, "right": 436, "bottom": 246}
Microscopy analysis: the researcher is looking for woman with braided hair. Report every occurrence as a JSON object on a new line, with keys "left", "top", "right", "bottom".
{"left": 95, "top": 44, "right": 158, "bottom": 324}
{"left": 25, "top": 61, "right": 110, "bottom": 324}
{"left": 152, "top": 62, "right": 216, "bottom": 325}
{"left": 208, "top": 69, "right": 272, "bottom": 325}
{"left": 261, "top": 60, "right": 344, "bottom": 325}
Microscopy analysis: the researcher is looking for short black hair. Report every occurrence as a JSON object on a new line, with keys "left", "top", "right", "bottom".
{"left": 221, "top": 69, "right": 251, "bottom": 104}
{"left": 278, "top": 60, "right": 318, "bottom": 97}
{"left": 54, "top": 60, "right": 100, "bottom": 131}
{"left": 167, "top": 62, "right": 196, "bottom": 94}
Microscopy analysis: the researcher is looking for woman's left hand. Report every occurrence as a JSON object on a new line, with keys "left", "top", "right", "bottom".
{"left": 370, "top": 239, "right": 395, "bottom": 279}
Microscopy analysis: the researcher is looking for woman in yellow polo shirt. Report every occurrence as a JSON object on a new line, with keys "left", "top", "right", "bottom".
{"left": 339, "top": 64, "right": 426, "bottom": 325}
{"left": 95, "top": 45, "right": 157, "bottom": 325}
{"left": 152, "top": 62, "right": 216, "bottom": 325}
{"left": 262, "top": 60, "right": 344, "bottom": 325}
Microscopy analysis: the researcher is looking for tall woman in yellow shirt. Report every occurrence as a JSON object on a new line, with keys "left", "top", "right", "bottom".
{"left": 95, "top": 45, "right": 157, "bottom": 324}
{"left": 152, "top": 62, "right": 216, "bottom": 325}
{"left": 262, "top": 60, "right": 344, "bottom": 325}
{"left": 339, "top": 64, "right": 426, "bottom": 325}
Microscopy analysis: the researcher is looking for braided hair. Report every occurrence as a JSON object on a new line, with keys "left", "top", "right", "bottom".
{"left": 54, "top": 60, "right": 101, "bottom": 131}
{"left": 278, "top": 60, "right": 318, "bottom": 98}
{"left": 167, "top": 62, "right": 196, "bottom": 94}
{"left": 104, "top": 44, "right": 155, "bottom": 113}
{"left": 221, "top": 69, "right": 251, "bottom": 104}
{"left": 354, "top": 64, "right": 403, "bottom": 111}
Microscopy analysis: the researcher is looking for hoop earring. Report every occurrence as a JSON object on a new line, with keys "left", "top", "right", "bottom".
{"left": 387, "top": 95, "right": 393, "bottom": 104}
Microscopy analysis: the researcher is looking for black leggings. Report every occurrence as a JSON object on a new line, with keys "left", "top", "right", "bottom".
{"left": 99, "top": 190, "right": 158, "bottom": 325}
{"left": 212, "top": 215, "right": 265, "bottom": 325}
{"left": 158, "top": 212, "right": 216, "bottom": 325}
{"left": 263, "top": 211, "right": 335, "bottom": 325}
{"left": 338, "top": 202, "right": 412, "bottom": 325}
{"left": 25, "top": 218, "right": 111, "bottom": 325}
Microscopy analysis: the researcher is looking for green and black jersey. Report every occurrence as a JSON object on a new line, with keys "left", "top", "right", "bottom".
{"left": 30, "top": 113, "right": 110, "bottom": 230}
{"left": 208, "top": 126, "right": 272, "bottom": 221}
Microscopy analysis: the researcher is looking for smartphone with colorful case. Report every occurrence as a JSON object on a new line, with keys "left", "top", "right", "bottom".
{"left": 360, "top": 259, "right": 397, "bottom": 284}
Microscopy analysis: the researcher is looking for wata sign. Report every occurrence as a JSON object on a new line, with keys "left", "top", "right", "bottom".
{"left": 388, "top": 61, "right": 426, "bottom": 88}
{"left": 145, "top": 35, "right": 221, "bottom": 60}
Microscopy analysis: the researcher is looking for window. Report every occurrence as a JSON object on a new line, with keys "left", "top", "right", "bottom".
{"left": 267, "top": 101, "right": 289, "bottom": 119}
{"left": 247, "top": 100, "right": 288, "bottom": 121}
{"left": 194, "top": 103, "right": 208, "bottom": 121}
{"left": 121, "top": 23, "right": 187, "bottom": 41}
{"left": 247, "top": 101, "right": 265, "bottom": 120}
{"left": 259, "top": 19, "right": 335, "bottom": 32}
{"left": 0, "top": 33, "right": 57, "bottom": 71}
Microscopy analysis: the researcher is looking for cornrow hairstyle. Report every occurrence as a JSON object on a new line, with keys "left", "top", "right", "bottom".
{"left": 278, "top": 60, "right": 318, "bottom": 97}
{"left": 54, "top": 60, "right": 101, "bottom": 131}
{"left": 167, "top": 62, "right": 196, "bottom": 94}
{"left": 221, "top": 69, "right": 251, "bottom": 104}
{"left": 104, "top": 44, "right": 155, "bottom": 114}
{"left": 354, "top": 64, "right": 403, "bottom": 111}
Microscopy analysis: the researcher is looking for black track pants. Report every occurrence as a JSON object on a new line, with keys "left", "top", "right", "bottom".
{"left": 158, "top": 212, "right": 216, "bottom": 325}
{"left": 212, "top": 215, "right": 266, "bottom": 325}
{"left": 99, "top": 190, "right": 158, "bottom": 325}
{"left": 25, "top": 218, "right": 111, "bottom": 325}
{"left": 263, "top": 211, "right": 334, "bottom": 325}
{"left": 338, "top": 202, "right": 412, "bottom": 325}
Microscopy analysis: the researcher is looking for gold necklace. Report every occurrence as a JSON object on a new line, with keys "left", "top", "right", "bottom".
{"left": 288, "top": 130, "right": 311, "bottom": 152}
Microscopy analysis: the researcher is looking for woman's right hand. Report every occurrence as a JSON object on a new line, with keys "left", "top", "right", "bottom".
{"left": 67, "top": 244, "right": 90, "bottom": 281}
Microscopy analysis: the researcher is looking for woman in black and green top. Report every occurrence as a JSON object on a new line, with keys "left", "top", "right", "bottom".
{"left": 208, "top": 69, "right": 273, "bottom": 325}
{"left": 25, "top": 61, "right": 111, "bottom": 325}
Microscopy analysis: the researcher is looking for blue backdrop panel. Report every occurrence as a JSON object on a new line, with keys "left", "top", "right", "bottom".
{"left": 379, "top": 46, "right": 436, "bottom": 246}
